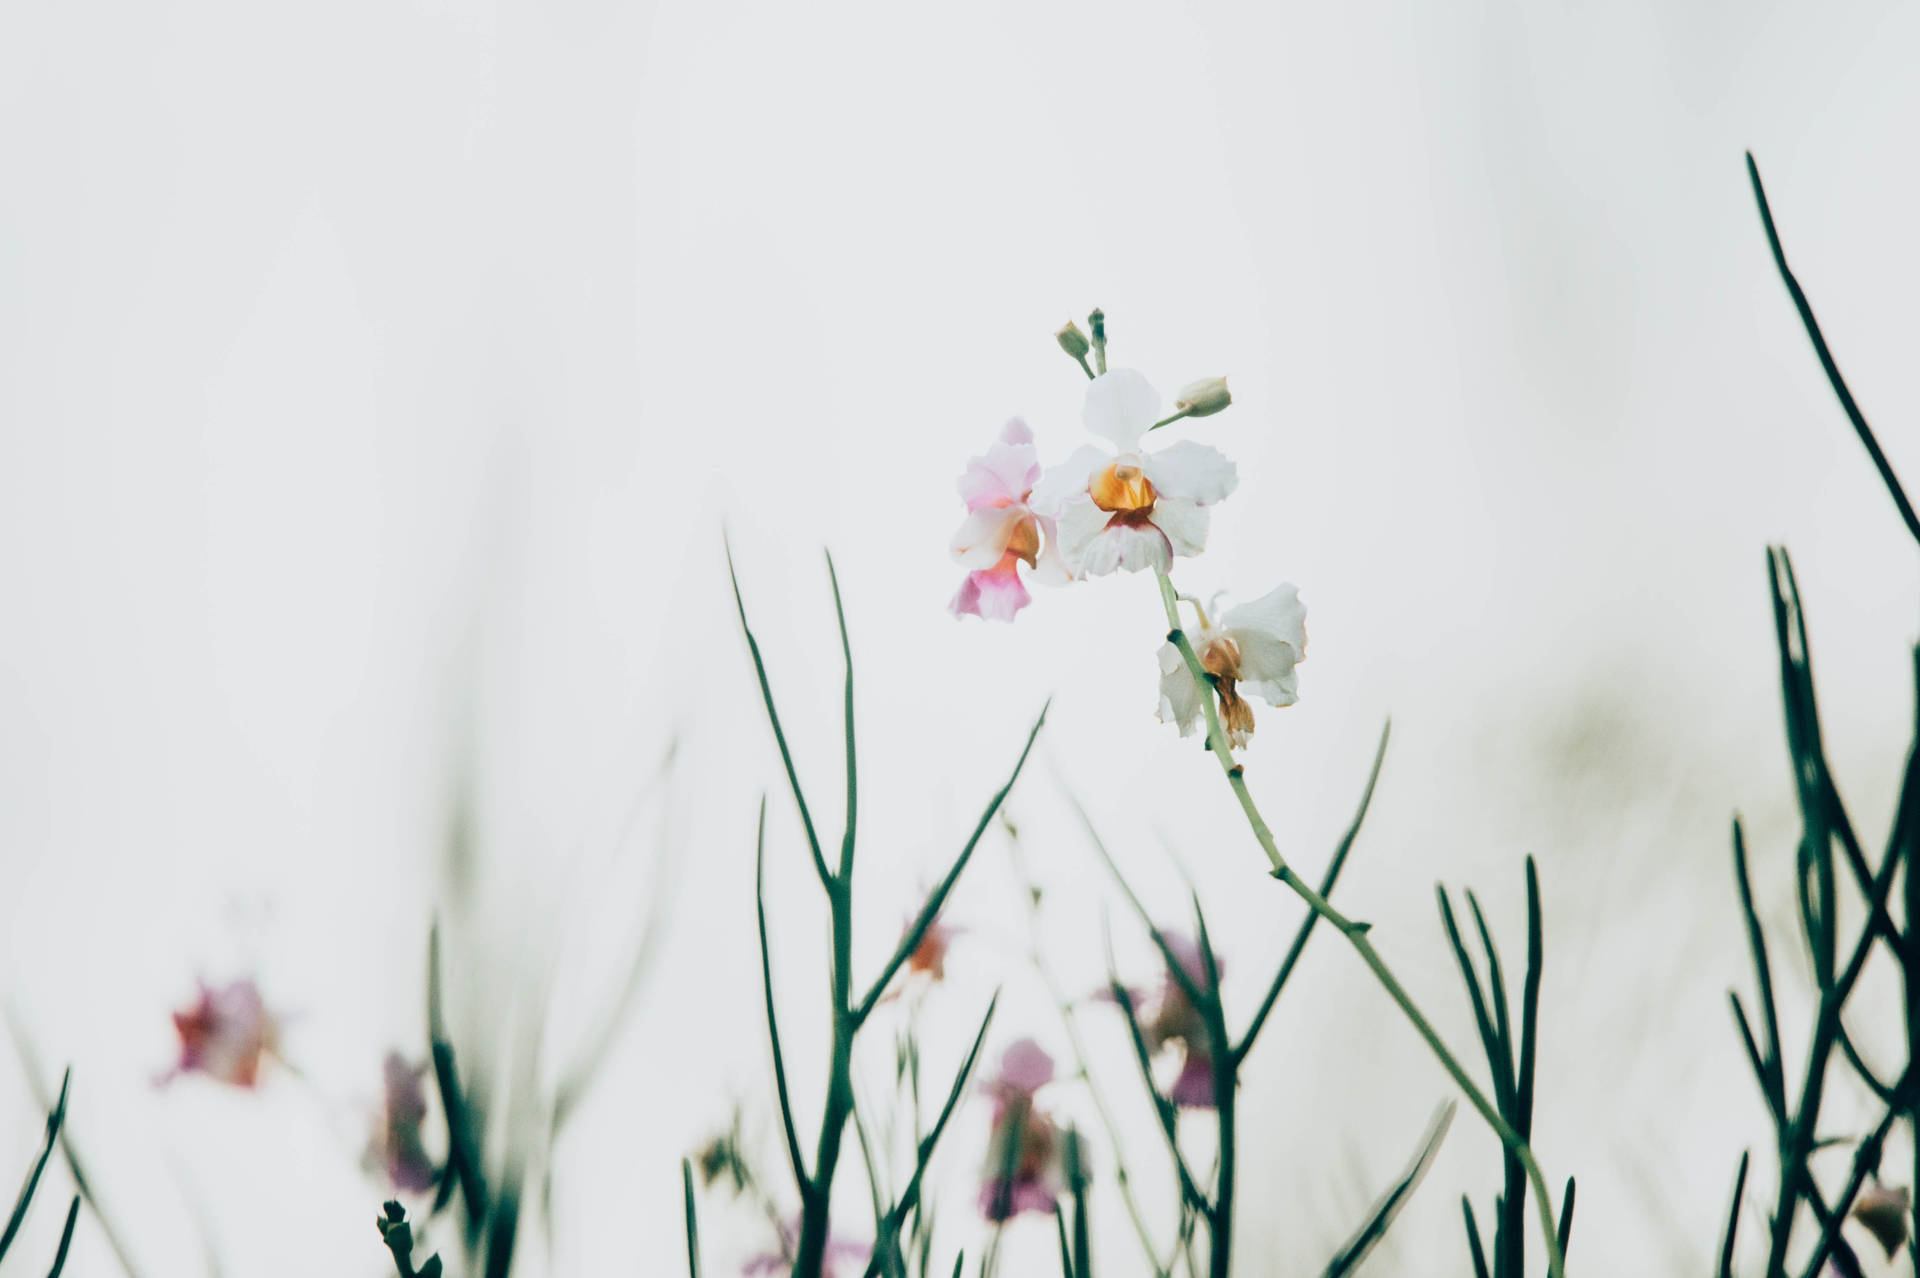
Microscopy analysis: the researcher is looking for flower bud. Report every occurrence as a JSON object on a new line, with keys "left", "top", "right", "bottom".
{"left": 1852, "top": 1181, "right": 1910, "bottom": 1258}
{"left": 1175, "top": 376, "right": 1232, "bottom": 418}
{"left": 1055, "top": 321, "right": 1091, "bottom": 361}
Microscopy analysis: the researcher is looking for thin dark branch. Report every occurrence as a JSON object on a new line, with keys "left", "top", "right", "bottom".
{"left": 754, "top": 798, "right": 810, "bottom": 1191}
{"left": 726, "top": 537, "right": 834, "bottom": 890}
{"left": 1746, "top": 152, "right": 1920, "bottom": 549}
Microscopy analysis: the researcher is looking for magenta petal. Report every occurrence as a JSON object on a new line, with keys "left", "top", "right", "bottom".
{"left": 1171, "top": 1050, "right": 1217, "bottom": 1109}
{"left": 949, "top": 574, "right": 983, "bottom": 618}
{"left": 993, "top": 1038, "right": 1055, "bottom": 1095}
{"left": 978, "top": 1176, "right": 1058, "bottom": 1222}
{"left": 951, "top": 564, "right": 1030, "bottom": 622}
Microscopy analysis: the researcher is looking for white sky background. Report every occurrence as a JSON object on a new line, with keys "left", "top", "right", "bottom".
{"left": 2, "top": 0, "right": 1919, "bottom": 1274}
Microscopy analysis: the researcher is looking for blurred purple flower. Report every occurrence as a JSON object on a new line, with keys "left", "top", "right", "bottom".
{"left": 978, "top": 1038, "right": 1063, "bottom": 1222}
{"left": 742, "top": 1218, "right": 868, "bottom": 1277}
{"left": 160, "top": 979, "right": 278, "bottom": 1089}
{"left": 1102, "top": 929, "right": 1223, "bottom": 1110}
{"left": 367, "top": 1052, "right": 436, "bottom": 1194}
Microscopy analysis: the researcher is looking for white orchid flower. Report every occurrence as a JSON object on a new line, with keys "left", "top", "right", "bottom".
{"left": 1028, "top": 369, "right": 1237, "bottom": 576}
{"left": 1157, "top": 584, "right": 1307, "bottom": 748}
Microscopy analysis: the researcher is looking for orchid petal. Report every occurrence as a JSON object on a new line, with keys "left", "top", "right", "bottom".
{"left": 1143, "top": 440, "right": 1237, "bottom": 505}
{"left": 1150, "top": 498, "right": 1210, "bottom": 559}
{"left": 950, "top": 505, "right": 1026, "bottom": 569}
{"left": 1028, "top": 445, "right": 1109, "bottom": 518}
{"left": 1081, "top": 368, "right": 1163, "bottom": 449}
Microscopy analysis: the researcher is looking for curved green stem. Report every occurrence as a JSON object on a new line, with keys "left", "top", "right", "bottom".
{"left": 1151, "top": 568, "right": 1566, "bottom": 1278}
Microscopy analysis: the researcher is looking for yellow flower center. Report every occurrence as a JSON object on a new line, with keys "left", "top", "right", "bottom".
{"left": 1089, "top": 461, "right": 1157, "bottom": 526}
{"left": 1004, "top": 513, "right": 1041, "bottom": 568}
{"left": 1199, "top": 636, "right": 1256, "bottom": 741}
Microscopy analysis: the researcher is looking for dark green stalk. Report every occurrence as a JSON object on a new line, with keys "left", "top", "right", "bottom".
{"left": 426, "top": 926, "right": 487, "bottom": 1234}
{"left": 1717, "top": 1152, "right": 1748, "bottom": 1278}
{"left": 1760, "top": 796, "right": 1904, "bottom": 1278}
{"left": 755, "top": 799, "right": 808, "bottom": 1190}
{"left": 44, "top": 1196, "right": 77, "bottom": 1278}
{"left": 794, "top": 872, "right": 856, "bottom": 1278}
{"left": 682, "top": 1160, "right": 702, "bottom": 1278}
{"left": 0, "top": 1067, "right": 68, "bottom": 1261}
{"left": 1193, "top": 902, "right": 1234, "bottom": 1278}
{"left": 1462, "top": 1199, "right": 1490, "bottom": 1278}
{"left": 1745, "top": 153, "right": 1920, "bottom": 549}
{"left": 1798, "top": 1068, "right": 1916, "bottom": 1278}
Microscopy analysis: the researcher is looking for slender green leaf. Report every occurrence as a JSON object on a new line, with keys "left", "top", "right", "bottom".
{"left": 1462, "top": 1198, "right": 1490, "bottom": 1278}
{"left": 1075, "top": 794, "right": 1207, "bottom": 1014}
{"left": 1103, "top": 931, "right": 1209, "bottom": 1216}
{"left": 1236, "top": 722, "right": 1389, "bottom": 1062}
{"left": 854, "top": 706, "right": 1048, "bottom": 1025}
{"left": 1321, "top": 1101, "right": 1455, "bottom": 1277}
{"left": 43, "top": 1196, "right": 78, "bottom": 1278}
{"left": 1435, "top": 890, "right": 1505, "bottom": 1111}
{"left": 426, "top": 925, "right": 487, "bottom": 1227}
{"left": 754, "top": 798, "right": 809, "bottom": 1191}
{"left": 1745, "top": 153, "right": 1920, "bottom": 548}
{"left": 681, "top": 1160, "right": 701, "bottom": 1278}
{"left": 825, "top": 550, "right": 858, "bottom": 884}
{"left": 726, "top": 536, "right": 833, "bottom": 890}
{"left": 0, "top": 1066, "right": 68, "bottom": 1261}
{"left": 866, "top": 995, "right": 1001, "bottom": 1275}
{"left": 1718, "top": 1152, "right": 1747, "bottom": 1278}
{"left": 1730, "top": 821, "right": 1786, "bottom": 1117}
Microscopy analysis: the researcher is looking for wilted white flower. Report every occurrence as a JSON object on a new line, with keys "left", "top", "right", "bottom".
{"left": 1028, "top": 369, "right": 1237, "bottom": 576}
{"left": 1157, "top": 584, "right": 1307, "bottom": 748}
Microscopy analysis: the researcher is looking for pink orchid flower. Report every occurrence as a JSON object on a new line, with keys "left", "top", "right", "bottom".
{"left": 161, "top": 978, "right": 280, "bottom": 1089}
{"left": 949, "top": 419, "right": 1071, "bottom": 621}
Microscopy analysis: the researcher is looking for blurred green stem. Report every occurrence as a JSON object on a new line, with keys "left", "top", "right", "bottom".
{"left": 1005, "top": 822, "right": 1172, "bottom": 1275}
{"left": 1151, "top": 568, "right": 1566, "bottom": 1278}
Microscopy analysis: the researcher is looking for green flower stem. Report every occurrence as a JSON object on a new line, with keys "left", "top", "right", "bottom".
{"left": 1151, "top": 568, "right": 1567, "bottom": 1278}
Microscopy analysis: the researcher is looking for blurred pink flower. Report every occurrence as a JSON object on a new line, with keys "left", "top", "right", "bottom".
{"left": 367, "top": 1052, "right": 436, "bottom": 1194}
{"left": 161, "top": 979, "right": 279, "bottom": 1089}
{"left": 978, "top": 1038, "right": 1063, "bottom": 1221}
{"left": 742, "top": 1219, "right": 869, "bottom": 1277}
{"left": 949, "top": 419, "right": 1070, "bottom": 622}
{"left": 907, "top": 917, "right": 956, "bottom": 981}
{"left": 1104, "top": 931, "right": 1223, "bottom": 1110}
